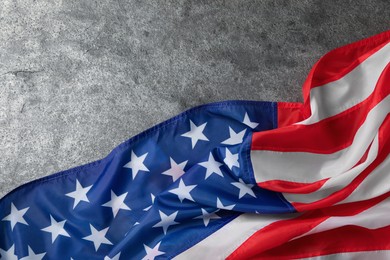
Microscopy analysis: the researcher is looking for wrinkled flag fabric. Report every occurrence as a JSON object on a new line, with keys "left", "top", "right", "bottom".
{"left": 1, "top": 30, "right": 390, "bottom": 259}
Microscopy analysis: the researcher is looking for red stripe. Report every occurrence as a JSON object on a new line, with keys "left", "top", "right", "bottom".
{"left": 253, "top": 225, "right": 390, "bottom": 259}
{"left": 301, "top": 30, "right": 390, "bottom": 118}
{"left": 227, "top": 192, "right": 390, "bottom": 260}
{"left": 292, "top": 114, "right": 390, "bottom": 212}
{"left": 258, "top": 178, "right": 328, "bottom": 194}
{"left": 252, "top": 62, "right": 390, "bottom": 153}
{"left": 277, "top": 102, "right": 303, "bottom": 128}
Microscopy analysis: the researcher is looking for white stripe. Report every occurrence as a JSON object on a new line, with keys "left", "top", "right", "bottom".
{"left": 173, "top": 213, "right": 299, "bottom": 259}
{"left": 283, "top": 135, "right": 379, "bottom": 203}
{"left": 294, "top": 196, "right": 390, "bottom": 240}
{"left": 303, "top": 250, "right": 390, "bottom": 260}
{"left": 338, "top": 152, "right": 390, "bottom": 204}
{"left": 251, "top": 95, "right": 390, "bottom": 184}
{"left": 300, "top": 42, "right": 390, "bottom": 125}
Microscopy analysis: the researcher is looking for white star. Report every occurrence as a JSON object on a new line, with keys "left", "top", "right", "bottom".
{"left": 142, "top": 241, "right": 165, "bottom": 260}
{"left": 221, "top": 127, "right": 246, "bottom": 145}
{"left": 181, "top": 120, "right": 209, "bottom": 148}
{"left": 2, "top": 203, "right": 29, "bottom": 230}
{"left": 65, "top": 180, "right": 92, "bottom": 209}
{"left": 143, "top": 193, "right": 155, "bottom": 211}
{"left": 20, "top": 246, "right": 46, "bottom": 260}
{"left": 123, "top": 151, "right": 149, "bottom": 179}
{"left": 169, "top": 179, "right": 196, "bottom": 202}
{"left": 216, "top": 197, "right": 235, "bottom": 210}
{"left": 231, "top": 179, "right": 256, "bottom": 199}
{"left": 104, "top": 252, "right": 121, "bottom": 260}
{"left": 162, "top": 158, "right": 188, "bottom": 182}
{"left": 83, "top": 224, "right": 113, "bottom": 251}
{"left": 243, "top": 112, "right": 259, "bottom": 129}
{"left": 153, "top": 210, "right": 179, "bottom": 234}
{"left": 102, "top": 190, "right": 131, "bottom": 217}
{"left": 0, "top": 245, "right": 17, "bottom": 260}
{"left": 198, "top": 153, "right": 223, "bottom": 179}
{"left": 41, "top": 215, "right": 70, "bottom": 243}
{"left": 194, "top": 208, "right": 220, "bottom": 226}
{"left": 224, "top": 148, "right": 239, "bottom": 170}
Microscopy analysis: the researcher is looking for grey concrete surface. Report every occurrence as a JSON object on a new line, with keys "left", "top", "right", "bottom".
{"left": 0, "top": 0, "right": 389, "bottom": 198}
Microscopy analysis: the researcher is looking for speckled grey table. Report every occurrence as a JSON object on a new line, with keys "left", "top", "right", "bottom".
{"left": 1, "top": 0, "right": 389, "bottom": 198}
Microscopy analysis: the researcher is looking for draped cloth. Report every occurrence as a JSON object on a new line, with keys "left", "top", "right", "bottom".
{"left": 1, "top": 30, "right": 389, "bottom": 259}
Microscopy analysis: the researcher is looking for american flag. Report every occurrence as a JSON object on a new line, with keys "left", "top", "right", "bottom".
{"left": 1, "top": 30, "right": 389, "bottom": 259}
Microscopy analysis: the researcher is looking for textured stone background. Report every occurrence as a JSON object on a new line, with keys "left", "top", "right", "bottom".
{"left": 0, "top": 0, "right": 389, "bottom": 198}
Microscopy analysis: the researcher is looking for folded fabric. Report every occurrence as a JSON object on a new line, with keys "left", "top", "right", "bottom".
{"left": 1, "top": 30, "right": 389, "bottom": 260}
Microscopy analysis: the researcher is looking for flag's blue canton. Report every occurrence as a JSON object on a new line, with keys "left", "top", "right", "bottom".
{"left": 0, "top": 101, "right": 294, "bottom": 260}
